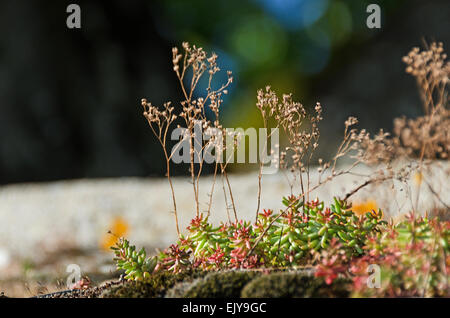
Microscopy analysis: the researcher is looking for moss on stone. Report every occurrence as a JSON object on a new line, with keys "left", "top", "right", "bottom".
{"left": 101, "top": 269, "right": 350, "bottom": 298}
{"left": 241, "top": 272, "right": 351, "bottom": 298}
{"left": 101, "top": 269, "right": 207, "bottom": 298}
{"left": 181, "top": 270, "right": 260, "bottom": 298}
{"left": 165, "top": 279, "right": 200, "bottom": 298}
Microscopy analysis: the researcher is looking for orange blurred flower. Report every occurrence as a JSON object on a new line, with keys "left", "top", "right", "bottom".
{"left": 350, "top": 199, "right": 379, "bottom": 217}
{"left": 100, "top": 217, "right": 129, "bottom": 251}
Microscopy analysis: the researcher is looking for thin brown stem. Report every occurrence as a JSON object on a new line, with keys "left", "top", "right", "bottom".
{"left": 223, "top": 169, "right": 238, "bottom": 222}
{"left": 207, "top": 162, "right": 219, "bottom": 217}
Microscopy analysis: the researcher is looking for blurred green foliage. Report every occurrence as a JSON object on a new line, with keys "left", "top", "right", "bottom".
{"left": 156, "top": 0, "right": 406, "bottom": 128}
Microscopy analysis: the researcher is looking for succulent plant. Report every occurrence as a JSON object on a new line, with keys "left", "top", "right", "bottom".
{"left": 113, "top": 196, "right": 388, "bottom": 281}
{"left": 157, "top": 244, "right": 192, "bottom": 273}
{"left": 111, "top": 238, "right": 157, "bottom": 281}
{"left": 255, "top": 196, "right": 387, "bottom": 267}
{"left": 314, "top": 213, "right": 450, "bottom": 297}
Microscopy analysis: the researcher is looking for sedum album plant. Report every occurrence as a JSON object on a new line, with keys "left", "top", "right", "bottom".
{"left": 141, "top": 42, "right": 235, "bottom": 236}
{"left": 140, "top": 42, "right": 379, "bottom": 237}
{"left": 314, "top": 213, "right": 449, "bottom": 297}
{"left": 112, "top": 238, "right": 158, "bottom": 281}
{"left": 113, "top": 197, "right": 387, "bottom": 277}
{"left": 111, "top": 41, "right": 449, "bottom": 297}
{"left": 112, "top": 208, "right": 449, "bottom": 297}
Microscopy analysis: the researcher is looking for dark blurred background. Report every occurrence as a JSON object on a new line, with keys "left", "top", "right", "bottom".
{"left": 0, "top": 0, "right": 449, "bottom": 184}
